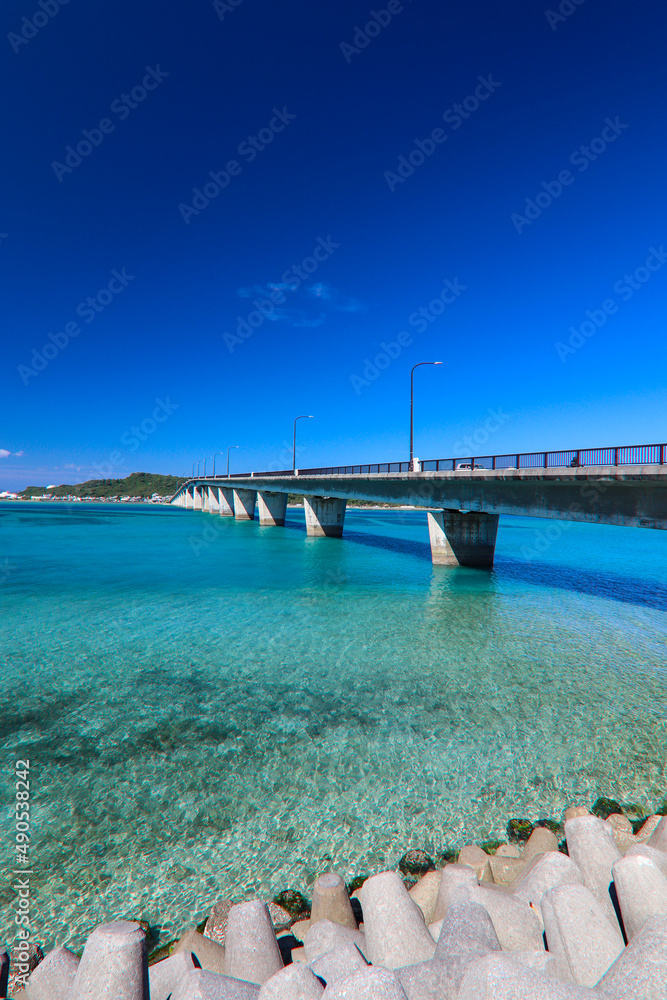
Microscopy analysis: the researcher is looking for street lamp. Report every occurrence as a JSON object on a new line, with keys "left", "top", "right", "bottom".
{"left": 192, "top": 462, "right": 195, "bottom": 479}
{"left": 410, "top": 362, "right": 442, "bottom": 467}
{"left": 212, "top": 452, "right": 224, "bottom": 477}
{"left": 293, "top": 415, "right": 314, "bottom": 473}
{"left": 227, "top": 445, "right": 238, "bottom": 476}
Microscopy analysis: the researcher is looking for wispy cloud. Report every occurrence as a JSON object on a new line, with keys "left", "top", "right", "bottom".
{"left": 282, "top": 311, "right": 327, "bottom": 328}
{"left": 0, "top": 449, "right": 23, "bottom": 459}
{"left": 306, "top": 282, "right": 363, "bottom": 313}
{"left": 236, "top": 281, "right": 363, "bottom": 329}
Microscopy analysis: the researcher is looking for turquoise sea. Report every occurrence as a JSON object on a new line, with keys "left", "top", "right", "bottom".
{"left": 1, "top": 501, "right": 667, "bottom": 950}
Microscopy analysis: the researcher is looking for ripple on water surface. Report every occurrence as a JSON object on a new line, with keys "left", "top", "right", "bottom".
{"left": 0, "top": 502, "right": 666, "bottom": 948}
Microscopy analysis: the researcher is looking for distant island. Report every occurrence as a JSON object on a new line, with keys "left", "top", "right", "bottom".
{"left": 9, "top": 474, "right": 409, "bottom": 508}
{"left": 18, "top": 472, "right": 186, "bottom": 501}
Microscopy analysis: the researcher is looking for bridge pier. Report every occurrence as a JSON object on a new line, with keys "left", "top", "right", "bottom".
{"left": 184, "top": 487, "right": 193, "bottom": 509}
{"left": 194, "top": 486, "right": 204, "bottom": 511}
{"left": 428, "top": 510, "right": 499, "bottom": 567}
{"left": 304, "top": 496, "right": 347, "bottom": 537}
{"left": 233, "top": 488, "right": 257, "bottom": 520}
{"left": 208, "top": 486, "right": 220, "bottom": 514}
{"left": 203, "top": 486, "right": 210, "bottom": 511}
{"left": 258, "top": 491, "right": 287, "bottom": 526}
{"left": 217, "top": 487, "right": 234, "bottom": 517}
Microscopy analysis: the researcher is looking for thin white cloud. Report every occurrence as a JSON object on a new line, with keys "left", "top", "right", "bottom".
{"left": 306, "top": 282, "right": 364, "bottom": 313}
{"left": 235, "top": 282, "right": 363, "bottom": 329}
{"left": 0, "top": 450, "right": 10, "bottom": 459}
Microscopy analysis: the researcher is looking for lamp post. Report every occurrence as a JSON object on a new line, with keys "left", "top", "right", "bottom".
{"left": 197, "top": 459, "right": 201, "bottom": 477}
{"left": 192, "top": 462, "right": 195, "bottom": 479}
{"left": 293, "top": 415, "right": 314, "bottom": 473}
{"left": 204, "top": 454, "right": 219, "bottom": 477}
{"left": 410, "top": 362, "right": 442, "bottom": 468}
{"left": 227, "top": 445, "right": 238, "bottom": 476}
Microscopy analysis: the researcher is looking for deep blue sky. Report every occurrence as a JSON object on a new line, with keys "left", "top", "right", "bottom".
{"left": 2, "top": 0, "right": 666, "bottom": 489}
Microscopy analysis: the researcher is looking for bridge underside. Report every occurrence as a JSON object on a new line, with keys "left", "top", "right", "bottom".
{"left": 172, "top": 466, "right": 667, "bottom": 568}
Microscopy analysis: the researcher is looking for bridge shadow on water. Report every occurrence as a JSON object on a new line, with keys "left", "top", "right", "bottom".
{"left": 343, "top": 528, "right": 434, "bottom": 561}
{"left": 494, "top": 556, "right": 667, "bottom": 613}
{"left": 283, "top": 516, "right": 667, "bottom": 612}
{"left": 284, "top": 517, "right": 434, "bottom": 561}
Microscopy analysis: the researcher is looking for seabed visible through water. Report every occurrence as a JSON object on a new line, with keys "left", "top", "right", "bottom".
{"left": 1, "top": 501, "right": 666, "bottom": 948}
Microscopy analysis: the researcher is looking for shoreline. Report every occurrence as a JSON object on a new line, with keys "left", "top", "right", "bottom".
{"left": 8, "top": 795, "right": 665, "bottom": 995}
{"left": 1, "top": 499, "right": 423, "bottom": 510}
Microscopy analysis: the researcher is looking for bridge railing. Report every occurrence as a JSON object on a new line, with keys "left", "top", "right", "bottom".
{"left": 186, "top": 441, "right": 666, "bottom": 483}
{"left": 298, "top": 462, "right": 413, "bottom": 475}
{"left": 226, "top": 462, "right": 414, "bottom": 477}
{"left": 420, "top": 443, "right": 666, "bottom": 472}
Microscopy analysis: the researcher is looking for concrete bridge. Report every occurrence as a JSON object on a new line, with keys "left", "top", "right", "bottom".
{"left": 170, "top": 442, "right": 667, "bottom": 567}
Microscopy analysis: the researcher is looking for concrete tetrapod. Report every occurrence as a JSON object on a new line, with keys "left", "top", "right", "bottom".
{"left": 509, "top": 949, "right": 563, "bottom": 979}
{"left": 309, "top": 944, "right": 368, "bottom": 986}
{"left": 469, "top": 884, "right": 544, "bottom": 952}
{"left": 541, "top": 883, "right": 624, "bottom": 986}
{"left": 612, "top": 853, "right": 667, "bottom": 940}
{"left": 458, "top": 954, "right": 602, "bottom": 999}
{"left": 358, "top": 872, "right": 436, "bottom": 969}
{"left": 597, "top": 913, "right": 667, "bottom": 999}
{"left": 149, "top": 950, "right": 200, "bottom": 1000}
{"left": 257, "top": 964, "right": 324, "bottom": 999}
{"left": 71, "top": 920, "right": 148, "bottom": 1000}
{"left": 434, "top": 901, "right": 502, "bottom": 962}
{"left": 496, "top": 844, "right": 522, "bottom": 858}
{"left": 397, "top": 902, "right": 502, "bottom": 1000}
{"left": 563, "top": 816, "right": 621, "bottom": 929}
{"left": 321, "top": 967, "right": 408, "bottom": 999}
{"left": 427, "top": 919, "right": 443, "bottom": 943}
{"left": 432, "top": 864, "right": 543, "bottom": 950}
{"left": 607, "top": 813, "right": 635, "bottom": 852}
{"left": 24, "top": 946, "right": 79, "bottom": 1000}
{"left": 303, "top": 920, "right": 367, "bottom": 963}
{"left": 487, "top": 856, "right": 527, "bottom": 887}
{"left": 396, "top": 959, "right": 459, "bottom": 1000}
{"left": 224, "top": 901, "right": 283, "bottom": 986}
{"left": 634, "top": 816, "right": 663, "bottom": 844}
{"left": 204, "top": 900, "right": 234, "bottom": 946}
{"left": 432, "top": 865, "right": 479, "bottom": 922}
{"left": 310, "top": 873, "right": 356, "bottom": 930}
{"left": 171, "top": 969, "right": 260, "bottom": 1000}
{"left": 510, "top": 851, "right": 584, "bottom": 911}
{"left": 175, "top": 930, "right": 227, "bottom": 974}
{"left": 625, "top": 842, "right": 667, "bottom": 876}
{"left": 457, "top": 845, "right": 492, "bottom": 881}
{"left": 647, "top": 816, "right": 667, "bottom": 853}
{"left": 521, "top": 826, "right": 559, "bottom": 861}
{"left": 408, "top": 871, "right": 442, "bottom": 925}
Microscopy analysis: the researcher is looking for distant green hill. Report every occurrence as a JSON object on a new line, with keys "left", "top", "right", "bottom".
{"left": 21, "top": 472, "right": 185, "bottom": 499}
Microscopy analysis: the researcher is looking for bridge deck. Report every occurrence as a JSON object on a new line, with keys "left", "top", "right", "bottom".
{"left": 175, "top": 465, "right": 667, "bottom": 530}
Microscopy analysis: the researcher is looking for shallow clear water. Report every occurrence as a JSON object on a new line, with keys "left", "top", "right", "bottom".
{"left": 1, "top": 501, "right": 666, "bottom": 950}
